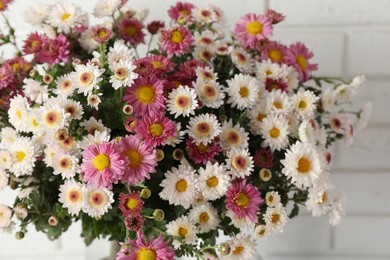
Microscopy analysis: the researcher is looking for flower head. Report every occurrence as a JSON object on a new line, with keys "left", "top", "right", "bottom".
{"left": 159, "top": 26, "right": 193, "bottom": 58}
{"left": 118, "top": 17, "right": 145, "bottom": 45}
{"left": 234, "top": 13, "right": 273, "bottom": 48}
{"left": 286, "top": 42, "right": 318, "bottom": 83}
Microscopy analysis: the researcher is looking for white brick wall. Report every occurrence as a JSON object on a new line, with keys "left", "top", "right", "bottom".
{"left": 1, "top": 0, "right": 389, "bottom": 259}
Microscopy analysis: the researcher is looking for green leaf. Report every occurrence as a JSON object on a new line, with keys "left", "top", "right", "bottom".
{"left": 289, "top": 204, "right": 300, "bottom": 218}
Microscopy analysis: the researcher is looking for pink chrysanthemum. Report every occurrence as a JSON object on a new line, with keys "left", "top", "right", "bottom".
{"left": 225, "top": 179, "right": 263, "bottom": 222}
{"left": 134, "top": 59, "right": 155, "bottom": 78}
{"left": 117, "top": 230, "right": 175, "bottom": 260}
{"left": 124, "top": 117, "right": 138, "bottom": 133}
{"left": 286, "top": 42, "right": 318, "bottom": 83}
{"left": 119, "top": 192, "right": 144, "bottom": 216}
{"left": 159, "top": 26, "right": 193, "bottom": 58}
{"left": 3, "top": 57, "right": 32, "bottom": 77}
{"left": 36, "top": 34, "right": 71, "bottom": 65}
{"left": 0, "top": 65, "right": 15, "bottom": 91}
{"left": 234, "top": 13, "right": 273, "bottom": 48}
{"left": 147, "top": 20, "right": 165, "bottom": 35}
{"left": 92, "top": 25, "right": 113, "bottom": 43}
{"left": 147, "top": 55, "right": 175, "bottom": 75}
{"left": 123, "top": 75, "right": 166, "bottom": 117}
{"left": 167, "top": 1, "right": 195, "bottom": 22}
{"left": 81, "top": 142, "right": 128, "bottom": 189}
{"left": 178, "top": 60, "right": 208, "bottom": 79}
{"left": 0, "top": 0, "right": 13, "bottom": 11}
{"left": 259, "top": 41, "right": 289, "bottom": 64}
{"left": 254, "top": 148, "right": 273, "bottom": 168}
{"left": 135, "top": 112, "right": 176, "bottom": 147}
{"left": 265, "top": 78, "right": 289, "bottom": 93}
{"left": 186, "top": 138, "right": 222, "bottom": 165}
{"left": 124, "top": 212, "right": 144, "bottom": 232}
{"left": 117, "top": 135, "right": 157, "bottom": 184}
{"left": 22, "top": 32, "right": 44, "bottom": 55}
{"left": 118, "top": 17, "right": 145, "bottom": 45}
{"left": 265, "top": 9, "right": 285, "bottom": 24}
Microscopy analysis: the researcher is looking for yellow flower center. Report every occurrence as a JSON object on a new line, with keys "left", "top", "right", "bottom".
{"left": 170, "top": 30, "right": 184, "bottom": 43}
{"left": 137, "top": 248, "right": 156, "bottom": 260}
{"left": 319, "top": 192, "right": 327, "bottom": 204}
{"left": 149, "top": 123, "right": 164, "bottom": 137}
{"left": 31, "top": 118, "right": 39, "bottom": 127}
{"left": 236, "top": 192, "right": 249, "bottom": 207}
{"left": 233, "top": 245, "right": 244, "bottom": 255}
{"left": 61, "top": 13, "right": 71, "bottom": 21}
{"left": 257, "top": 113, "right": 266, "bottom": 122}
{"left": 246, "top": 21, "right": 263, "bottom": 35}
{"left": 199, "top": 212, "right": 209, "bottom": 224}
{"left": 125, "top": 25, "right": 137, "bottom": 37}
{"left": 176, "top": 179, "right": 187, "bottom": 192}
{"left": 269, "top": 127, "right": 280, "bottom": 138}
{"left": 136, "top": 85, "right": 156, "bottom": 104}
{"left": 296, "top": 55, "right": 308, "bottom": 70}
{"left": 31, "top": 40, "right": 40, "bottom": 48}
{"left": 273, "top": 101, "right": 282, "bottom": 109}
{"left": 115, "top": 67, "right": 128, "bottom": 80}
{"left": 126, "top": 198, "right": 139, "bottom": 210}
{"left": 196, "top": 143, "right": 209, "bottom": 154}
{"left": 178, "top": 227, "right": 188, "bottom": 238}
{"left": 298, "top": 100, "right": 307, "bottom": 109}
{"left": 269, "top": 49, "right": 283, "bottom": 61}
{"left": 16, "top": 110, "right": 22, "bottom": 120}
{"left": 16, "top": 151, "right": 26, "bottom": 162}
{"left": 98, "top": 30, "right": 108, "bottom": 39}
{"left": 92, "top": 154, "right": 110, "bottom": 171}
{"left": 125, "top": 149, "right": 142, "bottom": 168}
{"left": 151, "top": 61, "right": 163, "bottom": 69}
{"left": 239, "top": 86, "right": 249, "bottom": 98}
{"left": 206, "top": 176, "right": 219, "bottom": 188}
{"left": 271, "top": 213, "right": 280, "bottom": 224}
{"left": 297, "top": 157, "right": 311, "bottom": 173}
{"left": 11, "top": 63, "right": 21, "bottom": 71}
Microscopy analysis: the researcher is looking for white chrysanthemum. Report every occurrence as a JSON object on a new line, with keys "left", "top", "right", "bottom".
{"left": 107, "top": 40, "right": 135, "bottom": 69}
{"left": 263, "top": 206, "right": 288, "bottom": 234}
{"left": 256, "top": 59, "right": 282, "bottom": 81}
{"left": 194, "top": 30, "right": 217, "bottom": 48}
{"left": 0, "top": 170, "right": 9, "bottom": 191}
{"left": 226, "top": 74, "right": 259, "bottom": 110}
{"left": 80, "top": 117, "right": 111, "bottom": 135}
{"left": 72, "top": 62, "right": 104, "bottom": 96}
{"left": 9, "top": 137, "right": 40, "bottom": 177}
{"left": 82, "top": 186, "right": 114, "bottom": 218}
{"left": 80, "top": 28, "right": 99, "bottom": 53}
{"left": 59, "top": 179, "right": 85, "bottom": 216}
{"left": 226, "top": 210, "right": 253, "bottom": 229}
{"left": 357, "top": 101, "right": 373, "bottom": 131}
{"left": 109, "top": 60, "right": 138, "bottom": 90}
{"left": 166, "top": 123, "right": 185, "bottom": 147}
{"left": 79, "top": 130, "right": 111, "bottom": 150}
{"left": 166, "top": 216, "right": 198, "bottom": 248}
{"left": 265, "top": 191, "right": 282, "bottom": 208}
{"left": 333, "top": 84, "right": 358, "bottom": 103}
{"left": 193, "top": 7, "right": 218, "bottom": 24}
{"left": 159, "top": 165, "right": 199, "bottom": 209}
{"left": 8, "top": 95, "right": 30, "bottom": 132}
{"left": 224, "top": 233, "right": 255, "bottom": 260}
{"left": 254, "top": 224, "right": 269, "bottom": 239}
{"left": 292, "top": 90, "right": 319, "bottom": 119}
{"left": 47, "top": 2, "right": 85, "bottom": 33}
{"left": 24, "top": 4, "right": 50, "bottom": 25}
{"left": 231, "top": 47, "right": 253, "bottom": 74}
{"left": 58, "top": 98, "right": 84, "bottom": 121}
{"left": 198, "top": 161, "right": 230, "bottom": 201}
{"left": 260, "top": 115, "right": 290, "bottom": 152}
{"left": 23, "top": 79, "right": 49, "bottom": 104}
{"left": 306, "top": 180, "right": 333, "bottom": 217}
{"left": 328, "top": 194, "right": 346, "bottom": 226}
{"left": 167, "top": 85, "right": 198, "bottom": 118}
{"left": 248, "top": 102, "right": 270, "bottom": 135}
{"left": 26, "top": 108, "right": 43, "bottom": 135}
{"left": 0, "top": 127, "right": 18, "bottom": 147}
{"left": 54, "top": 74, "right": 75, "bottom": 97}
{"left": 0, "top": 150, "right": 12, "bottom": 170}
{"left": 39, "top": 100, "right": 69, "bottom": 132}
{"left": 329, "top": 114, "right": 345, "bottom": 134}
{"left": 195, "top": 66, "right": 218, "bottom": 82}
{"left": 193, "top": 78, "right": 225, "bottom": 109}
{"left": 193, "top": 45, "right": 216, "bottom": 62}
{"left": 93, "top": 0, "right": 121, "bottom": 18}
{"left": 14, "top": 204, "right": 28, "bottom": 220}
{"left": 52, "top": 152, "right": 79, "bottom": 179}
{"left": 43, "top": 144, "right": 63, "bottom": 167}
{"left": 281, "top": 142, "right": 322, "bottom": 189}
{"left": 320, "top": 86, "right": 336, "bottom": 112}
{"left": 298, "top": 119, "right": 318, "bottom": 145}
{"left": 189, "top": 203, "right": 220, "bottom": 234}
{"left": 226, "top": 148, "right": 254, "bottom": 178}
{"left": 221, "top": 119, "right": 249, "bottom": 150}
{"left": 265, "top": 89, "right": 292, "bottom": 115}
{"left": 0, "top": 204, "right": 12, "bottom": 228}
{"left": 187, "top": 113, "right": 222, "bottom": 146}
{"left": 87, "top": 94, "right": 102, "bottom": 110}
{"left": 280, "top": 64, "right": 299, "bottom": 91}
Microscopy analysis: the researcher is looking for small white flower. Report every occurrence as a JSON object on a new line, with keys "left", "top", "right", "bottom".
{"left": 265, "top": 89, "right": 292, "bottom": 116}
{"left": 263, "top": 206, "right": 288, "bottom": 234}
{"left": 226, "top": 74, "right": 259, "bottom": 110}
{"left": 59, "top": 179, "right": 85, "bottom": 216}
{"left": 8, "top": 95, "right": 30, "bottom": 132}
{"left": 79, "top": 130, "right": 111, "bottom": 151}
{"left": 47, "top": 2, "right": 85, "bottom": 34}
{"left": 167, "top": 85, "right": 198, "bottom": 118}
{"left": 198, "top": 162, "right": 230, "bottom": 201}
{"left": 87, "top": 94, "right": 102, "bottom": 110}
{"left": 328, "top": 194, "right": 347, "bottom": 226}
{"left": 0, "top": 150, "right": 13, "bottom": 170}
{"left": 260, "top": 115, "right": 290, "bottom": 152}
{"left": 0, "top": 204, "right": 12, "bottom": 228}
{"left": 80, "top": 117, "right": 111, "bottom": 135}
{"left": 193, "top": 7, "right": 218, "bottom": 24}
{"left": 193, "top": 78, "right": 225, "bottom": 109}
{"left": 54, "top": 74, "right": 75, "bottom": 97}
{"left": 109, "top": 60, "right": 138, "bottom": 90}
{"left": 256, "top": 59, "right": 282, "bottom": 81}
{"left": 72, "top": 62, "right": 104, "bottom": 96}
{"left": 231, "top": 47, "right": 254, "bottom": 74}
{"left": 93, "top": 0, "right": 121, "bottom": 18}
{"left": 0, "top": 170, "right": 9, "bottom": 191}
{"left": 292, "top": 90, "right": 319, "bottom": 119}
{"left": 0, "top": 127, "right": 18, "bottom": 147}
{"left": 186, "top": 113, "right": 222, "bottom": 146}
{"left": 265, "top": 191, "right": 282, "bottom": 208}
{"left": 254, "top": 225, "right": 269, "bottom": 239}
{"left": 23, "top": 79, "right": 49, "bottom": 104}
{"left": 224, "top": 233, "right": 256, "bottom": 260}
{"left": 9, "top": 137, "right": 40, "bottom": 177}
{"left": 356, "top": 101, "right": 373, "bottom": 131}
{"left": 226, "top": 148, "right": 254, "bottom": 179}
{"left": 24, "top": 4, "right": 50, "bottom": 26}
{"left": 52, "top": 152, "right": 80, "bottom": 179}
{"left": 189, "top": 203, "right": 220, "bottom": 234}
{"left": 107, "top": 40, "right": 135, "bottom": 69}
{"left": 82, "top": 185, "right": 114, "bottom": 218}
{"left": 166, "top": 216, "right": 198, "bottom": 248}
{"left": 221, "top": 119, "right": 249, "bottom": 150}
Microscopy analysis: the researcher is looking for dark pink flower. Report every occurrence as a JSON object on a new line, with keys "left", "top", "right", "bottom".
{"left": 265, "top": 78, "right": 289, "bottom": 93}
{"left": 3, "top": 57, "right": 32, "bottom": 77}
{"left": 92, "top": 25, "right": 113, "bottom": 43}
{"left": 159, "top": 26, "right": 193, "bottom": 58}
{"left": 124, "top": 212, "right": 144, "bottom": 232}
{"left": 254, "top": 148, "right": 273, "bottom": 168}
{"left": 119, "top": 192, "right": 144, "bottom": 216}
{"left": 259, "top": 41, "right": 290, "bottom": 64}
{"left": 0, "top": 0, "right": 13, "bottom": 11}
{"left": 36, "top": 34, "right": 71, "bottom": 65}
{"left": 0, "top": 65, "right": 15, "bottom": 90}
{"left": 22, "top": 32, "right": 44, "bottom": 55}
{"left": 178, "top": 60, "right": 208, "bottom": 79}
{"left": 285, "top": 42, "right": 318, "bottom": 83}
{"left": 186, "top": 138, "right": 222, "bottom": 165}
{"left": 118, "top": 17, "right": 145, "bottom": 45}
{"left": 136, "top": 55, "right": 174, "bottom": 77}
{"left": 167, "top": 1, "right": 195, "bottom": 22}
{"left": 265, "top": 9, "right": 285, "bottom": 24}
{"left": 147, "top": 20, "right": 165, "bottom": 35}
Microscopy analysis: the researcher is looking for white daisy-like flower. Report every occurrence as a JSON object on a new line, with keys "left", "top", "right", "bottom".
{"left": 54, "top": 74, "right": 75, "bottom": 97}
{"left": 0, "top": 150, "right": 12, "bottom": 170}
{"left": 0, "top": 170, "right": 9, "bottom": 191}
{"left": 298, "top": 119, "right": 318, "bottom": 145}
{"left": 82, "top": 185, "right": 114, "bottom": 218}
{"left": 159, "top": 164, "right": 199, "bottom": 209}
{"left": 292, "top": 90, "right": 319, "bottom": 119}
{"left": 39, "top": 99, "right": 69, "bottom": 133}
{"left": 166, "top": 123, "right": 185, "bottom": 147}
{"left": 52, "top": 152, "right": 80, "bottom": 179}
{"left": 59, "top": 179, "right": 85, "bottom": 216}
{"left": 79, "top": 130, "right": 111, "bottom": 150}
{"left": 263, "top": 206, "right": 288, "bottom": 234}
{"left": 265, "top": 89, "right": 292, "bottom": 115}
{"left": 0, "top": 127, "right": 18, "bottom": 147}
{"left": 248, "top": 102, "right": 270, "bottom": 135}
{"left": 256, "top": 59, "right": 282, "bottom": 81}
{"left": 87, "top": 94, "right": 102, "bottom": 110}
{"left": 58, "top": 98, "right": 84, "bottom": 121}
{"left": 107, "top": 40, "right": 135, "bottom": 69}
{"left": 357, "top": 101, "right": 373, "bottom": 131}
{"left": 329, "top": 113, "right": 346, "bottom": 134}
{"left": 187, "top": 113, "right": 222, "bottom": 146}
{"left": 193, "top": 7, "right": 218, "bottom": 24}
{"left": 109, "top": 60, "right": 138, "bottom": 90}
{"left": 226, "top": 148, "right": 254, "bottom": 179}
{"left": 281, "top": 141, "right": 322, "bottom": 189}
{"left": 226, "top": 74, "right": 259, "bottom": 110}
{"left": 195, "top": 66, "right": 218, "bottom": 82}
{"left": 93, "top": 0, "right": 121, "bottom": 18}
{"left": 260, "top": 115, "right": 290, "bottom": 152}
{"left": 328, "top": 194, "right": 346, "bottom": 226}
{"left": 166, "top": 216, "right": 198, "bottom": 248}
{"left": 280, "top": 64, "right": 299, "bottom": 91}
{"left": 80, "top": 117, "right": 111, "bottom": 135}
{"left": 72, "top": 62, "right": 104, "bottom": 96}
{"left": 230, "top": 47, "right": 253, "bottom": 74}
{"left": 0, "top": 204, "right": 12, "bottom": 228}
{"left": 14, "top": 204, "right": 28, "bottom": 220}
{"left": 9, "top": 137, "right": 40, "bottom": 177}
{"left": 47, "top": 2, "right": 84, "bottom": 33}
{"left": 23, "top": 78, "right": 49, "bottom": 104}
{"left": 254, "top": 224, "right": 269, "bottom": 239}
{"left": 43, "top": 144, "right": 63, "bottom": 168}
{"left": 333, "top": 83, "right": 358, "bottom": 104}
{"left": 226, "top": 210, "right": 254, "bottom": 229}
{"left": 221, "top": 119, "right": 249, "bottom": 150}
{"left": 80, "top": 28, "right": 99, "bottom": 53}
{"left": 194, "top": 30, "right": 217, "bottom": 48}
{"left": 189, "top": 203, "right": 220, "bottom": 234}
{"left": 320, "top": 86, "right": 336, "bottom": 112}
{"left": 193, "top": 78, "right": 225, "bottom": 109}
{"left": 24, "top": 3, "right": 50, "bottom": 26}
{"left": 167, "top": 85, "right": 198, "bottom": 118}
{"left": 198, "top": 161, "right": 230, "bottom": 201}
{"left": 306, "top": 180, "right": 333, "bottom": 217}
{"left": 265, "top": 191, "right": 282, "bottom": 208}
{"left": 193, "top": 45, "right": 216, "bottom": 62}
{"left": 26, "top": 108, "right": 43, "bottom": 135}
{"left": 8, "top": 95, "right": 30, "bottom": 132}
{"left": 224, "top": 233, "right": 256, "bottom": 260}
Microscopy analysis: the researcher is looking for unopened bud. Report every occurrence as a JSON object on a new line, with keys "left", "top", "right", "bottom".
{"left": 152, "top": 209, "right": 165, "bottom": 221}
{"left": 14, "top": 204, "right": 28, "bottom": 220}
{"left": 259, "top": 168, "right": 272, "bottom": 182}
{"left": 173, "top": 148, "right": 184, "bottom": 161}
{"left": 220, "top": 242, "right": 231, "bottom": 255}
{"left": 29, "top": 69, "right": 37, "bottom": 78}
{"left": 140, "top": 188, "right": 151, "bottom": 199}
{"left": 155, "top": 149, "right": 164, "bottom": 162}
{"left": 15, "top": 231, "right": 25, "bottom": 240}
{"left": 123, "top": 105, "right": 134, "bottom": 115}
{"left": 43, "top": 74, "right": 53, "bottom": 84}
{"left": 48, "top": 216, "right": 59, "bottom": 226}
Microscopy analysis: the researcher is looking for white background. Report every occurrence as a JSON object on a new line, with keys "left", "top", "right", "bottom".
{"left": 1, "top": 0, "right": 390, "bottom": 259}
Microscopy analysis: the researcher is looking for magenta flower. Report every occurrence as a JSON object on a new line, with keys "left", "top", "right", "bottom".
{"left": 118, "top": 17, "right": 145, "bottom": 45}
{"left": 92, "top": 25, "right": 113, "bottom": 43}
{"left": 124, "top": 212, "right": 144, "bottom": 232}
{"left": 119, "top": 192, "right": 144, "bottom": 216}
{"left": 159, "top": 26, "right": 193, "bottom": 58}
{"left": 234, "top": 13, "right": 273, "bottom": 48}
{"left": 0, "top": 0, "right": 13, "bottom": 11}
{"left": 186, "top": 138, "right": 222, "bottom": 165}
{"left": 259, "top": 41, "right": 290, "bottom": 64}
{"left": 22, "top": 32, "right": 44, "bottom": 55}
{"left": 254, "top": 148, "right": 274, "bottom": 168}
{"left": 225, "top": 179, "right": 263, "bottom": 222}
{"left": 265, "top": 9, "right": 285, "bottom": 24}
{"left": 167, "top": 1, "right": 194, "bottom": 22}
{"left": 0, "top": 65, "right": 15, "bottom": 90}
{"left": 147, "top": 20, "right": 165, "bottom": 34}
{"left": 286, "top": 42, "right": 318, "bottom": 83}
{"left": 36, "top": 34, "right": 71, "bottom": 65}
{"left": 178, "top": 59, "right": 208, "bottom": 79}
{"left": 81, "top": 142, "right": 128, "bottom": 189}
{"left": 265, "top": 78, "right": 289, "bottom": 93}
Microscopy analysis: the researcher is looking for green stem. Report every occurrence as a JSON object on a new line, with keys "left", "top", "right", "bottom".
{"left": 1, "top": 12, "right": 22, "bottom": 55}
{"left": 146, "top": 35, "right": 154, "bottom": 56}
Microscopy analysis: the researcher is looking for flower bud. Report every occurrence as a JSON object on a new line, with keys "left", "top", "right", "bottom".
{"left": 43, "top": 74, "right": 53, "bottom": 84}
{"left": 15, "top": 231, "right": 25, "bottom": 240}
{"left": 14, "top": 204, "right": 28, "bottom": 220}
{"left": 29, "top": 69, "right": 37, "bottom": 78}
{"left": 122, "top": 105, "right": 134, "bottom": 115}
{"left": 152, "top": 209, "right": 165, "bottom": 221}
{"left": 140, "top": 188, "right": 151, "bottom": 199}
{"left": 173, "top": 148, "right": 184, "bottom": 161}
{"left": 220, "top": 242, "right": 231, "bottom": 255}
{"left": 259, "top": 168, "right": 272, "bottom": 182}
{"left": 155, "top": 149, "right": 164, "bottom": 162}
{"left": 48, "top": 216, "right": 59, "bottom": 226}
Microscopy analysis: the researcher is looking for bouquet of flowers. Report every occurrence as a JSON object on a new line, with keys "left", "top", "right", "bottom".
{"left": 0, "top": 0, "right": 372, "bottom": 259}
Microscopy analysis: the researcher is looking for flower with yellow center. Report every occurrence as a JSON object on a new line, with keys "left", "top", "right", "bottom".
{"left": 246, "top": 21, "right": 263, "bottom": 35}
{"left": 136, "top": 85, "right": 156, "bottom": 104}
{"left": 170, "top": 30, "right": 184, "bottom": 43}
{"left": 166, "top": 216, "right": 198, "bottom": 246}
{"left": 264, "top": 206, "right": 288, "bottom": 234}
{"left": 137, "top": 248, "right": 156, "bottom": 260}
{"left": 92, "top": 154, "right": 111, "bottom": 171}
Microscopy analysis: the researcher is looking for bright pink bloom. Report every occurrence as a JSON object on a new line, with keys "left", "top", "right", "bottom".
{"left": 134, "top": 59, "right": 155, "bottom": 77}
{"left": 178, "top": 60, "right": 208, "bottom": 79}
{"left": 124, "top": 117, "right": 138, "bottom": 133}
{"left": 286, "top": 42, "right": 318, "bottom": 83}
{"left": 0, "top": 0, "right": 13, "bottom": 11}
{"left": 146, "top": 55, "right": 175, "bottom": 75}
{"left": 135, "top": 112, "right": 176, "bottom": 147}
{"left": 0, "top": 65, "right": 15, "bottom": 90}
{"left": 265, "top": 78, "right": 289, "bottom": 93}
{"left": 234, "top": 13, "right": 273, "bottom": 48}
{"left": 259, "top": 41, "right": 290, "bottom": 64}
{"left": 186, "top": 138, "right": 222, "bottom": 165}
{"left": 147, "top": 20, "right": 165, "bottom": 34}
{"left": 3, "top": 57, "right": 32, "bottom": 77}
{"left": 124, "top": 212, "right": 144, "bottom": 232}
{"left": 167, "top": 1, "right": 194, "bottom": 22}
{"left": 36, "top": 34, "right": 71, "bottom": 65}
{"left": 265, "top": 9, "right": 285, "bottom": 24}
{"left": 81, "top": 142, "right": 128, "bottom": 189}
{"left": 119, "top": 192, "right": 144, "bottom": 216}
{"left": 118, "top": 17, "right": 145, "bottom": 45}
{"left": 117, "top": 230, "right": 175, "bottom": 260}
{"left": 159, "top": 26, "right": 193, "bottom": 58}
{"left": 92, "top": 25, "right": 113, "bottom": 43}
{"left": 225, "top": 179, "right": 263, "bottom": 222}
{"left": 22, "top": 32, "right": 44, "bottom": 55}
{"left": 117, "top": 135, "right": 157, "bottom": 184}
{"left": 254, "top": 148, "right": 273, "bottom": 168}
{"left": 123, "top": 75, "right": 166, "bottom": 116}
